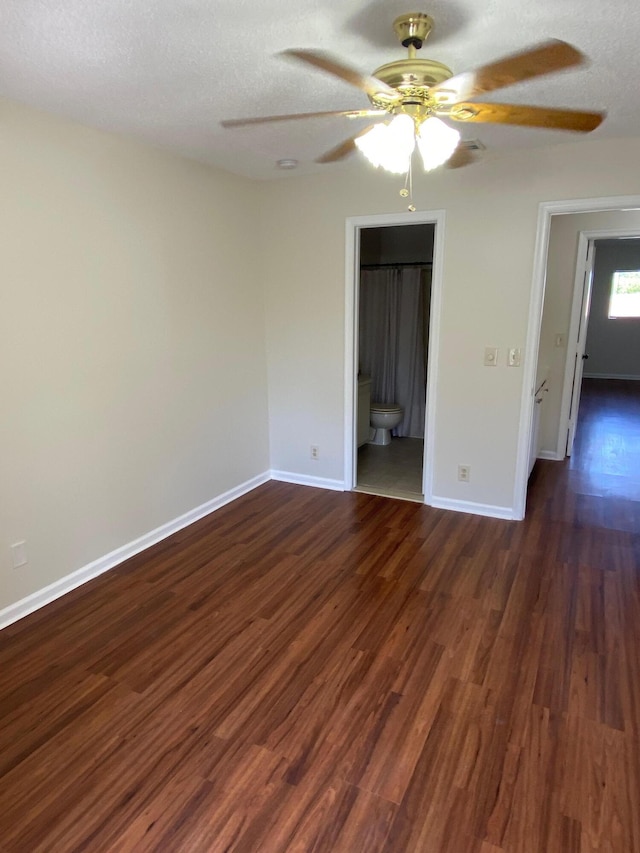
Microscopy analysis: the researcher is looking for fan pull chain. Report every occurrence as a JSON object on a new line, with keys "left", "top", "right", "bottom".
{"left": 399, "top": 155, "right": 416, "bottom": 212}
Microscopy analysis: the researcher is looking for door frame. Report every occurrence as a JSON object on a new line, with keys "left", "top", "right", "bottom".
{"left": 563, "top": 235, "right": 596, "bottom": 458}
{"left": 514, "top": 194, "right": 640, "bottom": 519}
{"left": 343, "top": 209, "right": 446, "bottom": 503}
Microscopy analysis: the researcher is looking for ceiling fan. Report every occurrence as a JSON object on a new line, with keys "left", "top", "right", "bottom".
{"left": 222, "top": 11, "right": 605, "bottom": 173}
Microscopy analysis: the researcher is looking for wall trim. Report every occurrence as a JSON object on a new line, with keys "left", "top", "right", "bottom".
{"left": 429, "top": 496, "right": 517, "bottom": 521}
{"left": 538, "top": 450, "right": 563, "bottom": 461}
{"left": 0, "top": 471, "right": 271, "bottom": 631}
{"left": 270, "top": 470, "right": 345, "bottom": 491}
{"left": 583, "top": 372, "right": 640, "bottom": 381}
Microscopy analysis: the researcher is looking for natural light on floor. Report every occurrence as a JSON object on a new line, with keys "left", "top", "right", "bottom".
{"left": 608, "top": 269, "right": 640, "bottom": 317}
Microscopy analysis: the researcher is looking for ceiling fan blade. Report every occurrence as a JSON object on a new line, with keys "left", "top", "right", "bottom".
{"left": 445, "top": 102, "right": 605, "bottom": 132}
{"left": 431, "top": 39, "right": 586, "bottom": 104}
{"left": 315, "top": 124, "right": 379, "bottom": 164}
{"left": 281, "top": 49, "right": 397, "bottom": 100}
{"left": 221, "top": 109, "right": 386, "bottom": 128}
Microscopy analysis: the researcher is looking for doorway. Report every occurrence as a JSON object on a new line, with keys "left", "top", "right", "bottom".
{"left": 356, "top": 224, "right": 434, "bottom": 500}
{"left": 536, "top": 225, "right": 640, "bottom": 462}
{"left": 344, "top": 209, "right": 446, "bottom": 504}
{"left": 515, "top": 196, "right": 640, "bottom": 518}
{"left": 566, "top": 236, "right": 640, "bottom": 457}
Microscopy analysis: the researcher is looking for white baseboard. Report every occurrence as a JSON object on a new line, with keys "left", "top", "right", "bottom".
{"left": 270, "top": 470, "right": 345, "bottom": 492}
{"left": 583, "top": 373, "right": 640, "bottom": 381}
{"left": 0, "top": 471, "right": 271, "bottom": 631}
{"left": 429, "top": 495, "right": 517, "bottom": 520}
{"left": 538, "top": 450, "right": 563, "bottom": 461}
{"left": 1, "top": 471, "right": 519, "bottom": 630}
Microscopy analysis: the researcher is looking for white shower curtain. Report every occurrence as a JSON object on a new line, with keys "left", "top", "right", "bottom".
{"left": 358, "top": 266, "right": 430, "bottom": 438}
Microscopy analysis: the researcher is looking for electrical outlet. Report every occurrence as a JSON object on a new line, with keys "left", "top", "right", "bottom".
{"left": 11, "top": 541, "right": 28, "bottom": 569}
{"left": 458, "top": 465, "right": 470, "bottom": 482}
{"left": 310, "top": 445, "right": 319, "bottom": 460}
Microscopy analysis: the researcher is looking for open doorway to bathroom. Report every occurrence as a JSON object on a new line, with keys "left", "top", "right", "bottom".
{"left": 355, "top": 223, "right": 435, "bottom": 501}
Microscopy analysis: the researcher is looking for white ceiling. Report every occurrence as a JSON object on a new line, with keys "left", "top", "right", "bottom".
{"left": 1, "top": 0, "right": 638, "bottom": 180}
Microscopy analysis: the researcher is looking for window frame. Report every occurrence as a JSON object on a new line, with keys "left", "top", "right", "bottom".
{"left": 608, "top": 269, "right": 640, "bottom": 319}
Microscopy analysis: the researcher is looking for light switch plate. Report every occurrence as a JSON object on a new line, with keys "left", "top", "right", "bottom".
{"left": 507, "top": 347, "right": 522, "bottom": 367}
{"left": 484, "top": 347, "right": 498, "bottom": 367}
{"left": 11, "top": 541, "right": 27, "bottom": 569}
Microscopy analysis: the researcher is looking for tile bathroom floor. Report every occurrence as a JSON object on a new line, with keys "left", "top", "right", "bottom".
{"left": 356, "top": 437, "right": 424, "bottom": 501}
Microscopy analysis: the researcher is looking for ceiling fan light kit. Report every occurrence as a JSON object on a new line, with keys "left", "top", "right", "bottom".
{"left": 355, "top": 114, "right": 416, "bottom": 173}
{"left": 417, "top": 117, "right": 461, "bottom": 170}
{"left": 222, "top": 9, "right": 605, "bottom": 194}
{"left": 355, "top": 114, "right": 460, "bottom": 173}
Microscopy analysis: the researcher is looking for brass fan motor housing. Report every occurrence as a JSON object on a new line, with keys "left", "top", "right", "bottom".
{"left": 370, "top": 58, "right": 453, "bottom": 104}
{"left": 369, "top": 13, "right": 453, "bottom": 113}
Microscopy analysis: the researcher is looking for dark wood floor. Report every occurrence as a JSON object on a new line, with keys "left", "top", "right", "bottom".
{"left": 1, "top": 380, "right": 639, "bottom": 852}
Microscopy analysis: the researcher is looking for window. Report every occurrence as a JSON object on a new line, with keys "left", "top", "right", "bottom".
{"left": 608, "top": 270, "right": 640, "bottom": 318}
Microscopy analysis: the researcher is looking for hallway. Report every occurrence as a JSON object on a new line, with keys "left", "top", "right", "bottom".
{"left": 570, "top": 378, "right": 640, "bottom": 504}
{"left": 529, "top": 377, "right": 640, "bottom": 533}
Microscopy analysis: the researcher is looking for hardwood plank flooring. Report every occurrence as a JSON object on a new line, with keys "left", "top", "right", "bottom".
{"left": 1, "top": 379, "right": 639, "bottom": 851}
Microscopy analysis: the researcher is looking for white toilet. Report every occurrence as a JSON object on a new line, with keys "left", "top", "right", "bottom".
{"left": 369, "top": 403, "right": 404, "bottom": 446}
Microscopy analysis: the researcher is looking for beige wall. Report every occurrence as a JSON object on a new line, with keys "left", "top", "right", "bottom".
{"left": 0, "top": 99, "right": 269, "bottom": 612}
{"left": 4, "top": 94, "right": 640, "bottom": 617}
{"left": 538, "top": 210, "right": 640, "bottom": 455}
{"left": 260, "top": 137, "right": 640, "bottom": 511}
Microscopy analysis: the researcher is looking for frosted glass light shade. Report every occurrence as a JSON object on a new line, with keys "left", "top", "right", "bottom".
{"left": 355, "top": 114, "right": 416, "bottom": 174}
{"left": 416, "top": 117, "right": 460, "bottom": 171}
{"left": 355, "top": 114, "right": 460, "bottom": 174}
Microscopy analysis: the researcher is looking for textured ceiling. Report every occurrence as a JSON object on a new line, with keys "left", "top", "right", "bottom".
{"left": 0, "top": 0, "right": 638, "bottom": 180}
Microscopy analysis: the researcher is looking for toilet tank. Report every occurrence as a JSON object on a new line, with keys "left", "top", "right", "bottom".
{"left": 357, "top": 375, "right": 371, "bottom": 447}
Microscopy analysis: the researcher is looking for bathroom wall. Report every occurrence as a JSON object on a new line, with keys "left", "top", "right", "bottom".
{"left": 360, "top": 224, "right": 434, "bottom": 265}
